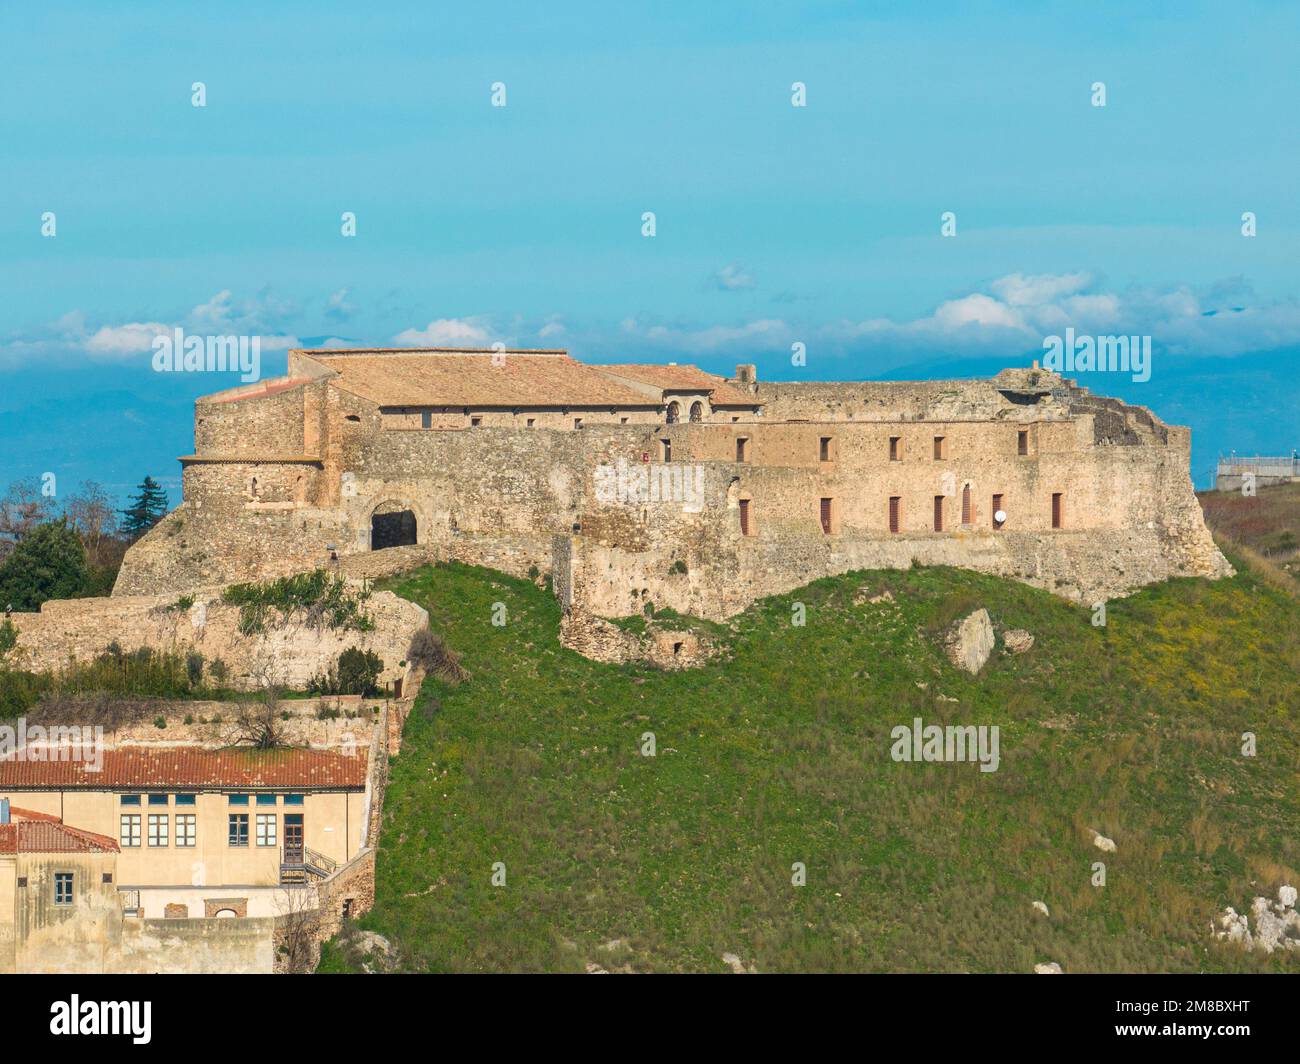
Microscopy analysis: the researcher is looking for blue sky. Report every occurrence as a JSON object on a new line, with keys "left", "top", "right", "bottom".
{"left": 1, "top": 0, "right": 1297, "bottom": 499}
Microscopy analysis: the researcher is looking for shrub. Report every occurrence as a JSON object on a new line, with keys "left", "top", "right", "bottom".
{"left": 337, "top": 648, "right": 383, "bottom": 696}
{"left": 222, "top": 570, "right": 373, "bottom": 636}
{"left": 406, "top": 627, "right": 469, "bottom": 684}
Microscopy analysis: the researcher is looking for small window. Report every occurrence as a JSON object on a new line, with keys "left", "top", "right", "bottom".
{"left": 228, "top": 814, "right": 249, "bottom": 847}
{"left": 1017, "top": 429, "right": 1029, "bottom": 456}
{"left": 120, "top": 814, "right": 141, "bottom": 848}
{"left": 961, "top": 484, "right": 973, "bottom": 525}
{"left": 148, "top": 814, "right": 169, "bottom": 847}
{"left": 420, "top": 410, "right": 432, "bottom": 429}
{"left": 888, "top": 496, "right": 901, "bottom": 533}
{"left": 228, "top": 794, "right": 249, "bottom": 806}
{"left": 102, "top": 873, "right": 113, "bottom": 884}
{"left": 147, "top": 793, "right": 168, "bottom": 806}
{"left": 526, "top": 418, "right": 536, "bottom": 428}
{"left": 54, "top": 873, "right": 73, "bottom": 906}
{"left": 176, "top": 814, "right": 196, "bottom": 847}
{"left": 284, "top": 794, "right": 304, "bottom": 806}
{"left": 470, "top": 416, "right": 482, "bottom": 427}
{"left": 889, "top": 436, "right": 901, "bottom": 461}
{"left": 344, "top": 414, "right": 361, "bottom": 423}
{"left": 819, "top": 498, "right": 834, "bottom": 535}
{"left": 736, "top": 437, "right": 749, "bottom": 463}
{"left": 992, "top": 494, "right": 1005, "bottom": 530}
{"left": 819, "top": 437, "right": 833, "bottom": 462}
{"left": 120, "top": 794, "right": 141, "bottom": 806}
{"left": 175, "top": 793, "right": 196, "bottom": 806}
{"left": 660, "top": 438, "right": 671, "bottom": 462}
{"left": 739, "top": 498, "right": 753, "bottom": 537}
{"left": 1052, "top": 493, "right": 1064, "bottom": 529}
{"left": 256, "top": 814, "right": 278, "bottom": 847}
{"left": 573, "top": 417, "right": 583, "bottom": 429}
{"left": 620, "top": 417, "right": 628, "bottom": 425}
{"left": 933, "top": 496, "right": 944, "bottom": 532}
{"left": 255, "top": 794, "right": 277, "bottom": 806}
{"left": 933, "top": 436, "right": 946, "bottom": 460}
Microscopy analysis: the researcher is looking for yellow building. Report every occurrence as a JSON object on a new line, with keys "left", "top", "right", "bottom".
{"left": 0, "top": 747, "right": 368, "bottom": 921}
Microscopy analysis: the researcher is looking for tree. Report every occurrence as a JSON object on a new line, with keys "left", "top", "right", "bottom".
{"left": 0, "top": 520, "right": 91, "bottom": 611}
{"left": 119, "top": 476, "right": 169, "bottom": 540}
{"left": 0, "top": 477, "right": 57, "bottom": 559}
{"left": 64, "top": 481, "right": 119, "bottom": 561}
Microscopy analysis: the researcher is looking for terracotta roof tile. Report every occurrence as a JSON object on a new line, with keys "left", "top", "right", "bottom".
{"left": 0, "top": 747, "right": 366, "bottom": 791}
{"left": 0, "top": 811, "right": 120, "bottom": 854}
{"left": 299, "top": 349, "right": 658, "bottom": 409}
{"left": 592, "top": 364, "right": 758, "bottom": 406}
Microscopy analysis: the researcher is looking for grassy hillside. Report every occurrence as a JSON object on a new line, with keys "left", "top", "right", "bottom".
{"left": 321, "top": 554, "right": 1300, "bottom": 974}
{"left": 1200, "top": 482, "right": 1300, "bottom": 584}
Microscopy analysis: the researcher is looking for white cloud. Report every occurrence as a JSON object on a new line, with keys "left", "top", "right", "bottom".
{"left": 394, "top": 317, "right": 492, "bottom": 346}
{"left": 713, "top": 263, "right": 756, "bottom": 291}
{"left": 84, "top": 322, "right": 171, "bottom": 356}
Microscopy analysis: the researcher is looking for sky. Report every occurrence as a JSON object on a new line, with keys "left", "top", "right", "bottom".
{"left": 1, "top": 0, "right": 1297, "bottom": 501}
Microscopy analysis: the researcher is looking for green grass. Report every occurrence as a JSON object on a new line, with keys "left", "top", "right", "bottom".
{"left": 320, "top": 559, "right": 1300, "bottom": 973}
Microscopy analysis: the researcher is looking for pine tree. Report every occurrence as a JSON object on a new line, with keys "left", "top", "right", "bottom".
{"left": 119, "top": 476, "right": 169, "bottom": 540}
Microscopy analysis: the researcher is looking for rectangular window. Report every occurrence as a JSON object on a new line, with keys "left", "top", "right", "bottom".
{"left": 933, "top": 496, "right": 944, "bottom": 532}
{"left": 470, "top": 416, "right": 482, "bottom": 427}
{"left": 933, "top": 436, "right": 946, "bottom": 460}
{"left": 660, "top": 438, "right": 671, "bottom": 462}
{"left": 284, "top": 794, "right": 304, "bottom": 806}
{"left": 889, "top": 436, "right": 901, "bottom": 461}
{"left": 228, "top": 794, "right": 249, "bottom": 806}
{"left": 889, "top": 496, "right": 901, "bottom": 533}
{"left": 148, "top": 814, "right": 169, "bottom": 847}
{"left": 1018, "top": 429, "right": 1029, "bottom": 456}
{"left": 820, "top": 498, "right": 834, "bottom": 535}
{"left": 819, "top": 437, "right": 833, "bottom": 462}
{"left": 120, "top": 794, "right": 141, "bottom": 806}
{"left": 573, "top": 417, "right": 583, "bottom": 429}
{"left": 176, "top": 814, "right": 196, "bottom": 847}
{"left": 54, "top": 873, "right": 73, "bottom": 906}
{"left": 620, "top": 417, "right": 629, "bottom": 424}
{"left": 526, "top": 417, "right": 536, "bottom": 428}
{"left": 147, "top": 793, "right": 168, "bottom": 806}
{"left": 228, "top": 813, "right": 249, "bottom": 847}
{"left": 736, "top": 438, "right": 749, "bottom": 463}
{"left": 120, "top": 814, "right": 141, "bottom": 848}
{"left": 175, "top": 793, "right": 196, "bottom": 806}
{"left": 739, "top": 498, "right": 752, "bottom": 537}
{"left": 256, "top": 813, "right": 278, "bottom": 848}
{"left": 420, "top": 410, "right": 432, "bottom": 429}
{"left": 992, "top": 494, "right": 1005, "bottom": 530}
{"left": 1052, "top": 493, "right": 1064, "bottom": 529}
{"left": 255, "top": 794, "right": 277, "bottom": 806}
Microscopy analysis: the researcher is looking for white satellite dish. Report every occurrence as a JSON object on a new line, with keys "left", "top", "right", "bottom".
{"left": 994, "top": 510, "right": 1007, "bottom": 523}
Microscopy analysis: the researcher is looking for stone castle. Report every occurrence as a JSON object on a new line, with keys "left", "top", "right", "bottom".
{"left": 113, "top": 347, "right": 1231, "bottom": 624}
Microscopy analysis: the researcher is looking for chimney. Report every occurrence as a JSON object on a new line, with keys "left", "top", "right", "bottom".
{"left": 1, "top": 798, "right": 9, "bottom": 825}
{"left": 734, "top": 364, "right": 756, "bottom": 385}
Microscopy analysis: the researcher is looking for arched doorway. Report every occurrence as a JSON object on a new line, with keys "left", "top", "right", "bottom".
{"left": 371, "top": 507, "right": 417, "bottom": 550}
{"left": 689, "top": 401, "right": 704, "bottom": 422}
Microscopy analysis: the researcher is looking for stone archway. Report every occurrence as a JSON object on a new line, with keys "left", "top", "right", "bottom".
{"left": 370, "top": 501, "right": 418, "bottom": 550}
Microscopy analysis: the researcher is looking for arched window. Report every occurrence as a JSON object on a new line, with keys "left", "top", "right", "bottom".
{"left": 665, "top": 401, "right": 681, "bottom": 424}
{"left": 689, "top": 401, "right": 704, "bottom": 423}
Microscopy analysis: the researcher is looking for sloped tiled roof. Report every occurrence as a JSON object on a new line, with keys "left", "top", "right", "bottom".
{"left": 0, "top": 748, "right": 367, "bottom": 791}
{"left": 297, "top": 349, "right": 658, "bottom": 408}
{"left": 0, "top": 808, "right": 120, "bottom": 854}
{"left": 592, "top": 364, "right": 758, "bottom": 406}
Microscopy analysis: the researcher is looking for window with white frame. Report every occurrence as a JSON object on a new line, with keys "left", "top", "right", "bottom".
{"left": 120, "top": 814, "right": 141, "bottom": 848}
{"left": 147, "top": 813, "right": 169, "bottom": 847}
{"left": 256, "top": 813, "right": 278, "bottom": 847}
{"left": 175, "top": 814, "right": 196, "bottom": 847}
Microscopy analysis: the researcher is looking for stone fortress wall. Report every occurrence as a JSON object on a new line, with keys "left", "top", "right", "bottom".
{"left": 111, "top": 349, "right": 1232, "bottom": 629}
